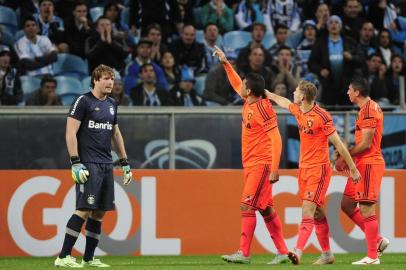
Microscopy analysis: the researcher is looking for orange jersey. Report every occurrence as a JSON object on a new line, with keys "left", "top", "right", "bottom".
{"left": 354, "top": 99, "right": 385, "bottom": 165}
{"left": 289, "top": 103, "right": 336, "bottom": 168}
{"left": 223, "top": 62, "right": 279, "bottom": 168}
{"left": 241, "top": 99, "right": 278, "bottom": 167}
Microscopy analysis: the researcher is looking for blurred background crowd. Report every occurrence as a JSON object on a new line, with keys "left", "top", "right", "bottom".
{"left": 0, "top": 0, "right": 406, "bottom": 110}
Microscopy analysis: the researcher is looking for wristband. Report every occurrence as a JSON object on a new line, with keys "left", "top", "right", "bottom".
{"left": 70, "top": 156, "right": 81, "bottom": 165}
{"left": 119, "top": 158, "right": 129, "bottom": 166}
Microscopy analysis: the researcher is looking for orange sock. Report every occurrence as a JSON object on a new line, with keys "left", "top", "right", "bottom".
{"left": 350, "top": 208, "right": 382, "bottom": 243}
{"left": 364, "top": 215, "right": 378, "bottom": 259}
{"left": 315, "top": 217, "right": 331, "bottom": 252}
{"left": 296, "top": 218, "right": 314, "bottom": 251}
{"left": 263, "top": 212, "right": 288, "bottom": 254}
{"left": 240, "top": 210, "right": 256, "bottom": 257}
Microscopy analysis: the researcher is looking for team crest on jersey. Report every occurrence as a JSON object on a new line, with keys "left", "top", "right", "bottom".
{"left": 109, "top": 106, "right": 114, "bottom": 115}
{"left": 307, "top": 119, "right": 313, "bottom": 128}
{"left": 87, "top": 194, "right": 95, "bottom": 205}
{"left": 95, "top": 107, "right": 100, "bottom": 111}
{"left": 244, "top": 195, "right": 252, "bottom": 203}
{"left": 247, "top": 112, "right": 252, "bottom": 120}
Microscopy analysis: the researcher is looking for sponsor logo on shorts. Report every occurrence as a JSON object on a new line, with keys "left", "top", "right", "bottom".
{"left": 87, "top": 194, "right": 95, "bottom": 205}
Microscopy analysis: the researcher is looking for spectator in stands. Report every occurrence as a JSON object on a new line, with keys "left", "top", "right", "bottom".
{"left": 271, "top": 81, "right": 288, "bottom": 97}
{"left": 386, "top": 54, "right": 406, "bottom": 105}
{"left": 308, "top": 15, "right": 362, "bottom": 105}
{"left": 14, "top": 16, "right": 57, "bottom": 77}
{"left": 202, "top": 23, "right": 223, "bottom": 71}
{"left": 0, "top": 45, "right": 23, "bottom": 105}
{"left": 314, "top": 2, "right": 330, "bottom": 36}
{"left": 170, "top": 24, "right": 207, "bottom": 74}
{"left": 34, "top": 0, "right": 68, "bottom": 53}
{"left": 64, "top": 0, "right": 92, "bottom": 59}
{"left": 237, "top": 22, "right": 272, "bottom": 71}
{"left": 268, "top": 24, "right": 294, "bottom": 63}
{"left": 26, "top": 75, "right": 61, "bottom": 105}
{"left": 234, "top": 0, "right": 265, "bottom": 31}
{"left": 272, "top": 45, "right": 300, "bottom": 97}
{"left": 363, "top": 53, "right": 389, "bottom": 105}
{"left": 341, "top": 0, "right": 365, "bottom": 40}
{"left": 103, "top": 1, "right": 135, "bottom": 46}
{"left": 240, "top": 46, "right": 274, "bottom": 90}
{"left": 130, "top": 63, "right": 172, "bottom": 106}
{"left": 129, "top": 0, "right": 182, "bottom": 43}
{"left": 200, "top": 0, "right": 234, "bottom": 34}
{"left": 146, "top": 23, "right": 169, "bottom": 64}
{"left": 160, "top": 51, "right": 180, "bottom": 91}
{"left": 367, "top": 0, "right": 397, "bottom": 31}
{"left": 203, "top": 48, "right": 242, "bottom": 105}
{"left": 85, "top": 16, "right": 128, "bottom": 74}
{"left": 110, "top": 72, "right": 131, "bottom": 106}
{"left": 377, "top": 29, "right": 402, "bottom": 67}
{"left": 296, "top": 20, "right": 317, "bottom": 76}
{"left": 263, "top": 0, "right": 301, "bottom": 34}
{"left": 177, "top": 0, "right": 195, "bottom": 28}
{"left": 170, "top": 66, "right": 206, "bottom": 106}
{"left": 124, "top": 38, "right": 168, "bottom": 94}
{"left": 356, "top": 21, "right": 377, "bottom": 61}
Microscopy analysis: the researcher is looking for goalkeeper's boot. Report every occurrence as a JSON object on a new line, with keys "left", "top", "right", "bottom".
{"left": 352, "top": 256, "right": 380, "bottom": 265}
{"left": 267, "top": 253, "right": 290, "bottom": 264}
{"left": 221, "top": 250, "right": 250, "bottom": 264}
{"left": 287, "top": 248, "right": 301, "bottom": 265}
{"left": 81, "top": 258, "right": 110, "bottom": 268}
{"left": 377, "top": 237, "right": 390, "bottom": 257}
{"left": 313, "top": 251, "right": 335, "bottom": 265}
{"left": 54, "top": 255, "right": 83, "bottom": 268}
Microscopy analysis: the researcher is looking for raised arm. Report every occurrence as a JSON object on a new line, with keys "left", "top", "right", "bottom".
{"left": 212, "top": 46, "right": 243, "bottom": 97}
{"left": 264, "top": 90, "right": 292, "bottom": 110}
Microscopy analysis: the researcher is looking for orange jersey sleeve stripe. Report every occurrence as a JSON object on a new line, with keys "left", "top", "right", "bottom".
{"left": 313, "top": 106, "right": 330, "bottom": 123}
{"left": 223, "top": 62, "right": 242, "bottom": 97}
{"left": 256, "top": 101, "right": 272, "bottom": 121}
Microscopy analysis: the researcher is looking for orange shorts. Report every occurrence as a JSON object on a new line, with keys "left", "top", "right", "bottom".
{"left": 298, "top": 163, "right": 331, "bottom": 206}
{"left": 344, "top": 163, "right": 384, "bottom": 202}
{"left": 241, "top": 164, "right": 273, "bottom": 210}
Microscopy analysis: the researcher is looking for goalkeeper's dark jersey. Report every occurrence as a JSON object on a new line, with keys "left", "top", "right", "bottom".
{"left": 68, "top": 92, "right": 118, "bottom": 164}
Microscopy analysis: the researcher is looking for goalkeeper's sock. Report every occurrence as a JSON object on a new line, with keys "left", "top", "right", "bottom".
{"left": 239, "top": 210, "right": 256, "bottom": 257}
{"left": 296, "top": 217, "right": 314, "bottom": 251}
{"left": 350, "top": 208, "right": 382, "bottom": 243}
{"left": 364, "top": 215, "right": 379, "bottom": 259}
{"left": 263, "top": 211, "right": 288, "bottom": 255}
{"left": 59, "top": 214, "right": 85, "bottom": 258}
{"left": 315, "top": 217, "right": 331, "bottom": 252}
{"left": 83, "top": 218, "right": 102, "bottom": 262}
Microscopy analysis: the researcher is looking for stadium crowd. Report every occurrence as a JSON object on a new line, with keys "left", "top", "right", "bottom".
{"left": 0, "top": 0, "right": 406, "bottom": 109}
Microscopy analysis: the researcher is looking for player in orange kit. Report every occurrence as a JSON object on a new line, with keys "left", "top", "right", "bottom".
{"left": 212, "top": 46, "right": 292, "bottom": 265}
{"left": 265, "top": 80, "right": 361, "bottom": 265}
{"left": 336, "top": 78, "right": 389, "bottom": 265}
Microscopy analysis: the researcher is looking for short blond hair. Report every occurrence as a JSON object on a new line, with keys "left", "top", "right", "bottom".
{"left": 297, "top": 80, "right": 317, "bottom": 103}
{"left": 91, "top": 64, "right": 115, "bottom": 88}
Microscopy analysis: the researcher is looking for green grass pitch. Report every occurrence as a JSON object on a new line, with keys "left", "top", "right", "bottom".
{"left": 0, "top": 254, "right": 405, "bottom": 269}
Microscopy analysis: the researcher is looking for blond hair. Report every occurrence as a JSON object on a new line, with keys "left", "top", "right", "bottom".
{"left": 297, "top": 80, "right": 317, "bottom": 103}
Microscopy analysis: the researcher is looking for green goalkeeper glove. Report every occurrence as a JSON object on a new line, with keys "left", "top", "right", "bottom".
{"left": 119, "top": 158, "right": 132, "bottom": 185}
{"left": 70, "top": 156, "right": 89, "bottom": 184}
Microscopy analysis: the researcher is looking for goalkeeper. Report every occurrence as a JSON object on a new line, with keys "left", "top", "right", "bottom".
{"left": 55, "top": 64, "right": 133, "bottom": 268}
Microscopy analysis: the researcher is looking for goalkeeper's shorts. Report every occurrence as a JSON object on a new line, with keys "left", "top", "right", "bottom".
{"left": 75, "top": 163, "right": 115, "bottom": 211}
{"left": 241, "top": 164, "right": 273, "bottom": 211}
{"left": 343, "top": 163, "right": 384, "bottom": 203}
{"left": 298, "top": 163, "right": 331, "bottom": 207}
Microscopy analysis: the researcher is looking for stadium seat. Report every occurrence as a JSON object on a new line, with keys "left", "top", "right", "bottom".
{"left": 196, "top": 30, "right": 204, "bottom": 44}
{"left": 20, "top": 76, "right": 41, "bottom": 97}
{"left": 53, "top": 53, "right": 89, "bottom": 79}
{"left": 82, "top": 76, "right": 92, "bottom": 91}
{"left": 0, "top": 6, "right": 18, "bottom": 33}
{"left": 0, "top": 29, "right": 14, "bottom": 47}
{"left": 13, "top": 30, "right": 24, "bottom": 42}
{"left": 223, "top": 31, "right": 251, "bottom": 52}
{"left": 194, "top": 76, "right": 206, "bottom": 96}
{"left": 89, "top": 7, "right": 104, "bottom": 22}
{"left": 55, "top": 76, "right": 84, "bottom": 96}
{"left": 60, "top": 93, "right": 80, "bottom": 106}
{"left": 262, "top": 32, "right": 276, "bottom": 49}
{"left": 121, "top": 7, "right": 129, "bottom": 27}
